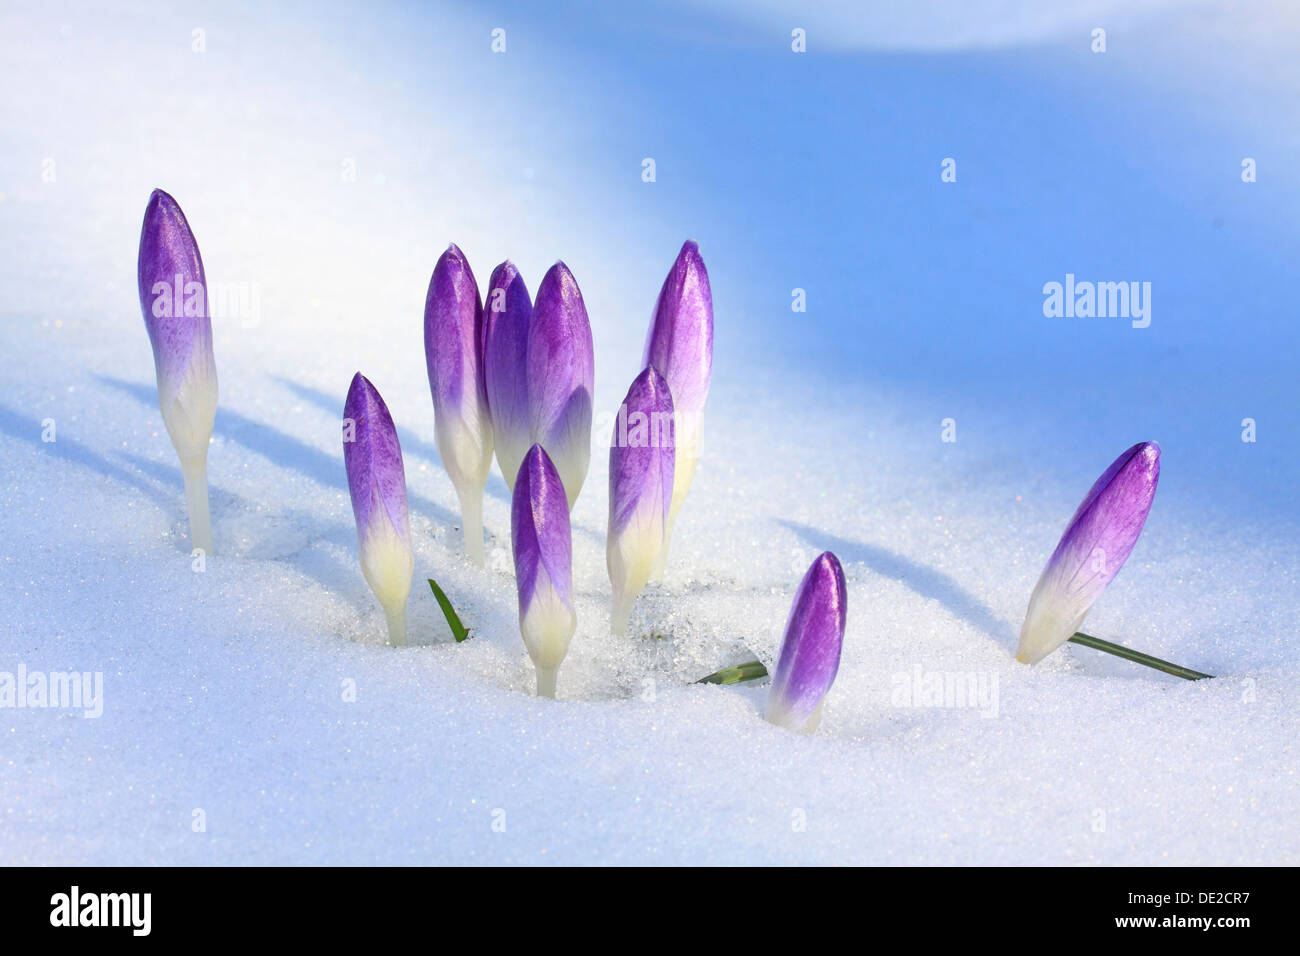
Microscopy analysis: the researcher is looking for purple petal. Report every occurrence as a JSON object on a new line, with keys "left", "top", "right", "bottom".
{"left": 424, "top": 243, "right": 487, "bottom": 425}
{"left": 608, "top": 366, "right": 675, "bottom": 537}
{"left": 512, "top": 444, "right": 574, "bottom": 613}
{"left": 136, "top": 188, "right": 214, "bottom": 404}
{"left": 767, "top": 552, "right": 848, "bottom": 731}
{"left": 642, "top": 240, "right": 712, "bottom": 438}
{"left": 343, "top": 372, "right": 410, "bottom": 549}
{"left": 1017, "top": 441, "right": 1161, "bottom": 664}
{"left": 482, "top": 260, "right": 533, "bottom": 487}
{"left": 527, "top": 261, "right": 594, "bottom": 508}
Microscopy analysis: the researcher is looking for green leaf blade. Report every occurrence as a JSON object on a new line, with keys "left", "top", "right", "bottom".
{"left": 428, "top": 577, "right": 470, "bottom": 643}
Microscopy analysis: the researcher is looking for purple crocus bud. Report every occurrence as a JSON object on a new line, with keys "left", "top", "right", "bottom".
{"left": 511, "top": 444, "right": 576, "bottom": 697}
{"left": 607, "top": 366, "right": 675, "bottom": 636}
{"left": 424, "top": 243, "right": 494, "bottom": 565}
{"left": 766, "top": 552, "right": 848, "bottom": 734}
{"left": 482, "top": 260, "right": 533, "bottom": 493}
{"left": 642, "top": 240, "right": 712, "bottom": 580}
{"left": 343, "top": 373, "right": 414, "bottom": 646}
{"left": 136, "top": 188, "right": 218, "bottom": 553}
{"left": 1017, "top": 441, "right": 1161, "bottom": 665}
{"left": 527, "top": 262, "right": 594, "bottom": 511}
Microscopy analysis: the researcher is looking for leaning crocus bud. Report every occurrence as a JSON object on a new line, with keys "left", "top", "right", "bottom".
{"left": 527, "top": 262, "right": 594, "bottom": 511}
{"left": 1017, "top": 441, "right": 1161, "bottom": 665}
{"left": 511, "top": 444, "right": 576, "bottom": 697}
{"left": 343, "top": 373, "right": 414, "bottom": 647}
{"left": 482, "top": 260, "right": 533, "bottom": 492}
{"left": 136, "top": 188, "right": 218, "bottom": 553}
{"left": 425, "top": 244, "right": 494, "bottom": 565}
{"left": 607, "top": 366, "right": 675, "bottom": 636}
{"left": 642, "top": 240, "right": 712, "bottom": 580}
{"left": 766, "top": 552, "right": 847, "bottom": 734}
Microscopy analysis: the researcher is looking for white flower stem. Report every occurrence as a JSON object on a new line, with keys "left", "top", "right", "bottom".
{"left": 181, "top": 459, "right": 212, "bottom": 554}
{"left": 535, "top": 665, "right": 558, "bottom": 699}
{"left": 458, "top": 486, "right": 485, "bottom": 567}
{"left": 610, "top": 592, "right": 633, "bottom": 637}
{"left": 383, "top": 604, "right": 408, "bottom": 647}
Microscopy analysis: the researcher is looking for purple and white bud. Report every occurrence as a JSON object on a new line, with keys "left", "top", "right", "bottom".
{"left": 482, "top": 260, "right": 533, "bottom": 493}
{"left": 425, "top": 244, "right": 494, "bottom": 565}
{"left": 136, "top": 188, "right": 218, "bottom": 553}
{"left": 766, "top": 552, "right": 848, "bottom": 734}
{"left": 512, "top": 444, "right": 577, "bottom": 697}
{"left": 527, "top": 262, "right": 594, "bottom": 511}
{"left": 607, "top": 367, "right": 675, "bottom": 635}
{"left": 343, "top": 373, "right": 414, "bottom": 646}
{"left": 642, "top": 240, "right": 712, "bottom": 580}
{"left": 1018, "top": 441, "right": 1161, "bottom": 665}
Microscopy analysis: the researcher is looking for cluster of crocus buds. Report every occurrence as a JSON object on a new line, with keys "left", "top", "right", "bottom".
{"left": 129, "top": 195, "right": 1209, "bottom": 715}
{"left": 1017, "top": 441, "right": 1161, "bottom": 666}
{"left": 425, "top": 250, "right": 595, "bottom": 566}
{"left": 511, "top": 444, "right": 577, "bottom": 697}
{"left": 765, "top": 552, "right": 848, "bottom": 733}
{"left": 343, "top": 373, "right": 414, "bottom": 646}
{"left": 136, "top": 188, "right": 219, "bottom": 554}
{"left": 642, "top": 240, "right": 713, "bottom": 581}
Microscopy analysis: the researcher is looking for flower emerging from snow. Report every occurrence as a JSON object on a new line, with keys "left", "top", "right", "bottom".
{"left": 343, "top": 373, "right": 414, "bottom": 646}
{"left": 642, "top": 240, "right": 712, "bottom": 580}
{"left": 424, "top": 243, "right": 494, "bottom": 565}
{"left": 511, "top": 444, "right": 577, "bottom": 697}
{"left": 607, "top": 366, "right": 675, "bottom": 635}
{"left": 766, "top": 552, "right": 848, "bottom": 734}
{"left": 527, "top": 262, "right": 594, "bottom": 511}
{"left": 482, "top": 260, "right": 533, "bottom": 493}
{"left": 1017, "top": 441, "right": 1161, "bottom": 665}
{"left": 136, "top": 188, "right": 218, "bottom": 553}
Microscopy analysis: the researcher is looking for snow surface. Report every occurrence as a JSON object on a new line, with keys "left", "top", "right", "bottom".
{"left": 1, "top": 0, "right": 1297, "bottom": 864}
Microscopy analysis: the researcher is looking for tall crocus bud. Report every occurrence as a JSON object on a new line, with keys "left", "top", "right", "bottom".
{"left": 527, "top": 262, "right": 594, "bottom": 511}
{"left": 766, "top": 552, "right": 847, "bottom": 734}
{"left": 343, "top": 373, "right": 414, "bottom": 647}
{"left": 1017, "top": 441, "right": 1161, "bottom": 665}
{"left": 482, "top": 260, "right": 533, "bottom": 492}
{"left": 136, "top": 188, "right": 218, "bottom": 553}
{"left": 607, "top": 367, "right": 675, "bottom": 636}
{"left": 511, "top": 444, "right": 576, "bottom": 697}
{"left": 424, "top": 244, "right": 494, "bottom": 565}
{"left": 642, "top": 240, "right": 712, "bottom": 581}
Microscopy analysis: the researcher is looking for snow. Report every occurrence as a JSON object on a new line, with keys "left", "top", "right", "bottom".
{"left": 1, "top": 0, "right": 1296, "bottom": 864}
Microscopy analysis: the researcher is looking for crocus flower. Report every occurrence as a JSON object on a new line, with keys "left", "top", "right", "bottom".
{"left": 512, "top": 444, "right": 576, "bottom": 697}
{"left": 482, "top": 260, "right": 533, "bottom": 492}
{"left": 136, "top": 188, "right": 218, "bottom": 553}
{"left": 343, "top": 373, "right": 414, "bottom": 646}
{"left": 1017, "top": 441, "right": 1161, "bottom": 665}
{"left": 425, "top": 244, "right": 494, "bottom": 565}
{"left": 527, "top": 262, "right": 594, "bottom": 510}
{"left": 642, "top": 240, "right": 712, "bottom": 580}
{"left": 766, "top": 552, "right": 848, "bottom": 733}
{"left": 607, "top": 366, "right": 674, "bottom": 635}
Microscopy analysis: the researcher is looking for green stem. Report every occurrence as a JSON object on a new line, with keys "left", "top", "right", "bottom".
{"left": 694, "top": 632, "right": 1214, "bottom": 686}
{"left": 1068, "top": 632, "right": 1213, "bottom": 681}
{"left": 696, "top": 660, "right": 768, "bottom": 685}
